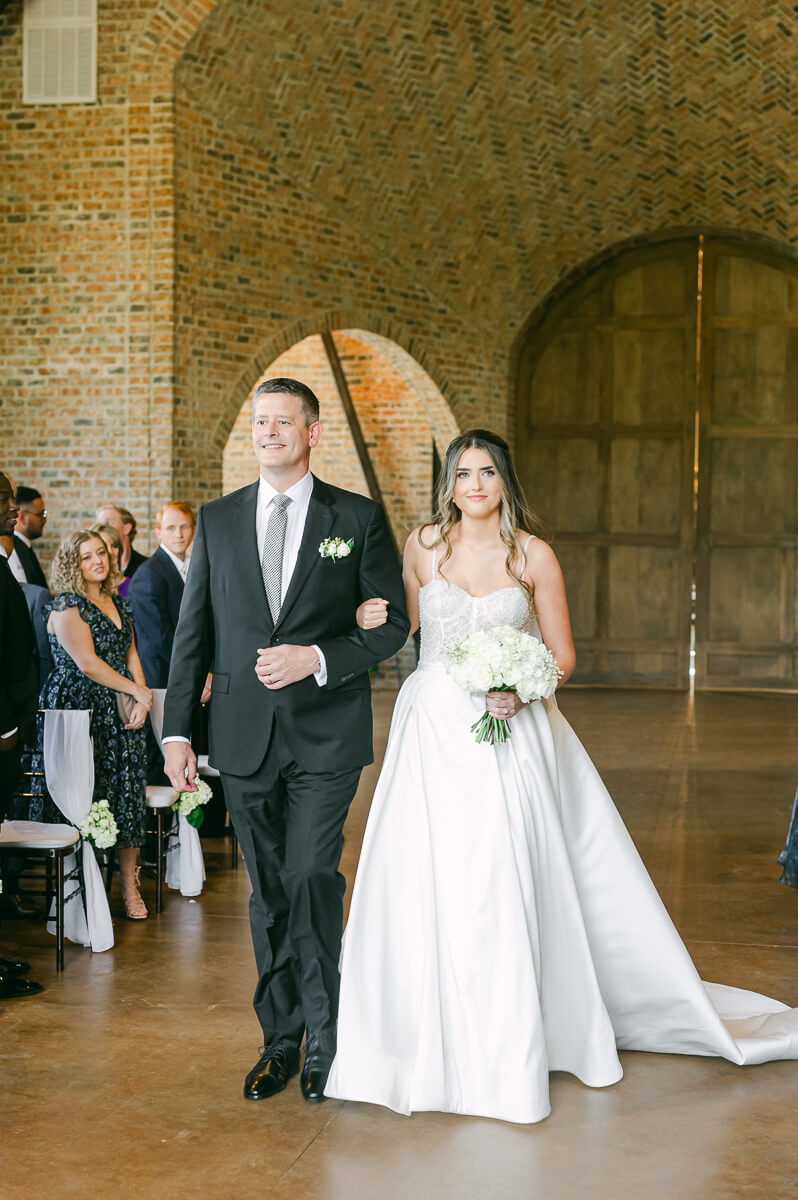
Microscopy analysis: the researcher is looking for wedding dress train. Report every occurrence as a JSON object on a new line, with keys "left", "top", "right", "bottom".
{"left": 325, "top": 568, "right": 798, "bottom": 1124}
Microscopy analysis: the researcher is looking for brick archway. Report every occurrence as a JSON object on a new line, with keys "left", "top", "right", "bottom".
{"left": 221, "top": 327, "right": 459, "bottom": 547}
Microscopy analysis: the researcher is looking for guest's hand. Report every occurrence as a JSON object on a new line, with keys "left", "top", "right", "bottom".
{"left": 132, "top": 683, "right": 152, "bottom": 711}
{"left": 200, "top": 673, "right": 212, "bottom": 705}
{"left": 356, "top": 598, "right": 389, "bottom": 630}
{"left": 0, "top": 730, "right": 18, "bottom": 752}
{"left": 164, "top": 741, "right": 198, "bottom": 793}
{"left": 486, "top": 690, "right": 528, "bottom": 720}
{"left": 124, "top": 701, "right": 149, "bottom": 731}
{"left": 255, "top": 645, "right": 320, "bottom": 689}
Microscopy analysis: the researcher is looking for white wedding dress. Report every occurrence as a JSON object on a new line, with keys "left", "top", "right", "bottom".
{"left": 325, "top": 544, "right": 798, "bottom": 1124}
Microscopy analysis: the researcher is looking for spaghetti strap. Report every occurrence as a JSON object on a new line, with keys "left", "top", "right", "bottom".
{"left": 522, "top": 533, "right": 536, "bottom": 566}
{"left": 431, "top": 526, "right": 438, "bottom": 582}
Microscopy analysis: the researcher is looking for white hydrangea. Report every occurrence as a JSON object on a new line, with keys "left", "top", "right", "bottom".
{"left": 80, "top": 799, "right": 119, "bottom": 850}
{"left": 448, "top": 625, "right": 561, "bottom": 703}
{"left": 173, "top": 777, "right": 214, "bottom": 816}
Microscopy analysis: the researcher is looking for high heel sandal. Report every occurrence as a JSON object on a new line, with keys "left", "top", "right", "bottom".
{"left": 122, "top": 865, "right": 148, "bottom": 920}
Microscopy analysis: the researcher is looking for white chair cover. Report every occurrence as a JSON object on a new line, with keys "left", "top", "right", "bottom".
{"left": 150, "top": 689, "right": 206, "bottom": 898}
{"left": 165, "top": 813, "right": 206, "bottom": 896}
{"left": 43, "top": 710, "right": 114, "bottom": 953}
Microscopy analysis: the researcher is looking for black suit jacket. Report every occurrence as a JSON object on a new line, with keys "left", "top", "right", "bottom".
{"left": 128, "top": 546, "right": 184, "bottom": 688}
{"left": 123, "top": 547, "right": 148, "bottom": 579}
{"left": 0, "top": 556, "right": 39, "bottom": 743}
{"left": 13, "top": 534, "right": 48, "bottom": 590}
{"left": 163, "top": 476, "right": 409, "bottom": 776}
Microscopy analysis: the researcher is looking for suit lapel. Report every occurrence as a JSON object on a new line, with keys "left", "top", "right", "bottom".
{"left": 274, "top": 476, "right": 335, "bottom": 632}
{"left": 236, "top": 481, "right": 274, "bottom": 633}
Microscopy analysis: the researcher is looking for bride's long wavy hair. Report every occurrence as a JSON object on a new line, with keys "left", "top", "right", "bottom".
{"left": 421, "top": 429, "right": 550, "bottom": 596}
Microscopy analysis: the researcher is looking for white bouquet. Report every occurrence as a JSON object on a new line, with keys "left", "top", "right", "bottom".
{"left": 79, "top": 799, "right": 119, "bottom": 850}
{"left": 447, "top": 625, "right": 562, "bottom": 744}
{"left": 173, "top": 777, "right": 213, "bottom": 829}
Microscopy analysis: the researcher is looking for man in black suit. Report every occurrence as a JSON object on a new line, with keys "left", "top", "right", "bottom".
{"left": 95, "top": 502, "right": 147, "bottom": 579}
{"left": 13, "top": 486, "right": 49, "bottom": 590}
{"left": 0, "top": 471, "right": 44, "bottom": 998}
{"left": 163, "top": 378, "right": 409, "bottom": 1104}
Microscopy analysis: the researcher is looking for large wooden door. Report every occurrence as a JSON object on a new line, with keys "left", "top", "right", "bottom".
{"left": 516, "top": 240, "right": 698, "bottom": 687}
{"left": 695, "top": 242, "right": 798, "bottom": 689}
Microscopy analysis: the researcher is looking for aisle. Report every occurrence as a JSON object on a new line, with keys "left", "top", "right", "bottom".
{"left": 3, "top": 689, "right": 798, "bottom": 1199}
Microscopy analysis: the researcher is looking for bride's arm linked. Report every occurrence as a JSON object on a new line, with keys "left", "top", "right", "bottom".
{"left": 356, "top": 529, "right": 425, "bottom": 635}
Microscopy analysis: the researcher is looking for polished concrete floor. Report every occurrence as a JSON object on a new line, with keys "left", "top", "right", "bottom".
{"left": 3, "top": 689, "right": 798, "bottom": 1199}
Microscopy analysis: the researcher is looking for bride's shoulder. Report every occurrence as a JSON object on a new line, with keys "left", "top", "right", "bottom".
{"left": 403, "top": 525, "right": 436, "bottom": 574}
{"left": 516, "top": 531, "right": 561, "bottom": 574}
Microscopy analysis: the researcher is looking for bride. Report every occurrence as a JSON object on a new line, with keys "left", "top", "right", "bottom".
{"left": 325, "top": 428, "right": 798, "bottom": 1125}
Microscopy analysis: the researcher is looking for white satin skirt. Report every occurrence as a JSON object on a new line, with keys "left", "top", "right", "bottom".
{"left": 325, "top": 664, "right": 798, "bottom": 1124}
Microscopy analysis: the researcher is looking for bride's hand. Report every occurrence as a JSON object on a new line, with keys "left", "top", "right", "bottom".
{"left": 486, "top": 691, "right": 528, "bottom": 720}
{"left": 356, "top": 598, "right": 389, "bottom": 630}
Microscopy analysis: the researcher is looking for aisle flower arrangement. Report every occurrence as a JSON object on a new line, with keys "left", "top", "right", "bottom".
{"left": 173, "top": 777, "right": 213, "bottom": 829}
{"left": 447, "top": 624, "right": 562, "bottom": 745}
{"left": 79, "top": 799, "right": 119, "bottom": 849}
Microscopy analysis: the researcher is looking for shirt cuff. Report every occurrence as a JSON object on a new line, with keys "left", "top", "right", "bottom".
{"left": 162, "top": 735, "right": 191, "bottom": 745}
{"left": 312, "top": 645, "right": 327, "bottom": 687}
{"left": 1, "top": 727, "right": 18, "bottom": 740}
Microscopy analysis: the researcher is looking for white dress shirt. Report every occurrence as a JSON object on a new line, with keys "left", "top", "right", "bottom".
{"left": 160, "top": 544, "right": 189, "bottom": 583}
{"left": 257, "top": 472, "right": 326, "bottom": 686}
{"left": 15, "top": 530, "right": 31, "bottom": 548}
{"left": 7, "top": 547, "right": 27, "bottom": 585}
{"left": 0, "top": 543, "right": 18, "bottom": 738}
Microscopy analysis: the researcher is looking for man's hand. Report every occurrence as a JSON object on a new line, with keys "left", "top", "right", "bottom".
{"left": 163, "top": 740, "right": 198, "bottom": 793}
{"left": 0, "top": 730, "right": 18, "bottom": 752}
{"left": 255, "top": 644, "right": 320, "bottom": 690}
{"left": 200, "top": 673, "right": 212, "bottom": 705}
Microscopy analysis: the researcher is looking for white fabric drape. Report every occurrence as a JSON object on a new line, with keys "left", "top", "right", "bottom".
{"left": 150, "top": 688, "right": 205, "bottom": 897}
{"left": 43, "top": 709, "right": 114, "bottom": 953}
{"left": 165, "top": 813, "right": 206, "bottom": 896}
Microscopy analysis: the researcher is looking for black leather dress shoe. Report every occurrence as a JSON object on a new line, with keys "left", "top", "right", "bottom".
{"left": 243, "top": 1043, "right": 299, "bottom": 1101}
{"left": 0, "top": 956, "right": 30, "bottom": 976}
{"left": 300, "top": 1034, "right": 334, "bottom": 1103}
{"left": 0, "top": 975, "right": 43, "bottom": 998}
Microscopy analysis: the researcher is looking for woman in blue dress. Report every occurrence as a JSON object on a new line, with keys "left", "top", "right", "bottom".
{"left": 42, "top": 530, "right": 152, "bottom": 918}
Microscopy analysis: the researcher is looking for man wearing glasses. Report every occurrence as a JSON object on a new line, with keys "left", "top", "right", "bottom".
{"left": 13, "top": 487, "right": 48, "bottom": 590}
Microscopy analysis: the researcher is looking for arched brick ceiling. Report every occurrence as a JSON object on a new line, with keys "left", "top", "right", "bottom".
{"left": 177, "top": 1, "right": 798, "bottom": 331}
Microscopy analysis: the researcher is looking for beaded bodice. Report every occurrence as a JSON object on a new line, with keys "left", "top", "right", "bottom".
{"left": 418, "top": 580, "right": 533, "bottom": 667}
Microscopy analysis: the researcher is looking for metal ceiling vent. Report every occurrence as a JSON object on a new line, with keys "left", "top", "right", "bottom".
{"left": 23, "top": 0, "right": 97, "bottom": 105}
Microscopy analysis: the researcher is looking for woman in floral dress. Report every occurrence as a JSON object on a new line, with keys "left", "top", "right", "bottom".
{"left": 42, "top": 531, "right": 152, "bottom": 918}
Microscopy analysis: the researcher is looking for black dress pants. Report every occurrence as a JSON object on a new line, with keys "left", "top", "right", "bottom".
{"left": 221, "top": 722, "right": 360, "bottom": 1052}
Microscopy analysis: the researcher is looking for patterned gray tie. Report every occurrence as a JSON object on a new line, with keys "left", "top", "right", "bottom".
{"left": 261, "top": 494, "right": 291, "bottom": 622}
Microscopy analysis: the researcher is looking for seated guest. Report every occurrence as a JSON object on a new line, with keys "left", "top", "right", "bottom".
{"left": 129, "top": 503, "right": 195, "bottom": 687}
{"left": 39, "top": 531, "right": 152, "bottom": 919}
{"left": 0, "top": 471, "right": 43, "bottom": 995}
{"left": 95, "top": 503, "right": 147, "bottom": 579}
{"left": 13, "top": 486, "right": 49, "bottom": 589}
{"left": 91, "top": 522, "right": 131, "bottom": 598}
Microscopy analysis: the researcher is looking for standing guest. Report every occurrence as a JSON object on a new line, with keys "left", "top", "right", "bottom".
{"left": 129, "top": 503, "right": 196, "bottom": 687}
{"left": 13, "top": 487, "right": 49, "bottom": 589}
{"left": 41, "top": 531, "right": 152, "bottom": 918}
{"left": 95, "top": 503, "right": 147, "bottom": 579}
{"left": 0, "top": 471, "right": 44, "bottom": 996}
{"left": 0, "top": 530, "right": 52, "bottom": 689}
{"left": 91, "top": 523, "right": 131, "bottom": 598}
{"left": 162, "top": 377, "right": 409, "bottom": 1105}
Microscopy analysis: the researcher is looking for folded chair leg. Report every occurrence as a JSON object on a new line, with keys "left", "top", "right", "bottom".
{"left": 155, "top": 810, "right": 164, "bottom": 914}
{"left": 55, "top": 850, "right": 65, "bottom": 972}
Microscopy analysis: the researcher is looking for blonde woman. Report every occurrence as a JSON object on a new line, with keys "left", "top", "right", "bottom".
{"left": 91, "top": 522, "right": 130, "bottom": 599}
{"left": 327, "top": 429, "right": 798, "bottom": 1124}
{"left": 40, "top": 531, "right": 152, "bottom": 918}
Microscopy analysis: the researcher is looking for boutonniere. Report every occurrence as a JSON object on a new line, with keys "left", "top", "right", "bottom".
{"left": 319, "top": 536, "right": 355, "bottom": 562}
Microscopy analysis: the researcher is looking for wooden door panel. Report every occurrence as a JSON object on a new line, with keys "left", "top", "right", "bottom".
{"left": 608, "top": 547, "right": 683, "bottom": 642}
{"left": 612, "top": 330, "right": 688, "bottom": 424}
{"left": 609, "top": 439, "right": 683, "bottom": 534}
{"left": 525, "top": 439, "right": 600, "bottom": 531}
{"left": 696, "top": 241, "right": 798, "bottom": 690}
{"left": 533, "top": 333, "right": 602, "bottom": 424}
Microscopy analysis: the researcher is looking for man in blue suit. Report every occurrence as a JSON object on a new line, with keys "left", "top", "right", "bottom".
{"left": 129, "top": 503, "right": 195, "bottom": 689}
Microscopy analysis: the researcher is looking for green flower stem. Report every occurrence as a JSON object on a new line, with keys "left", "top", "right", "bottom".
{"left": 470, "top": 711, "right": 511, "bottom": 745}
